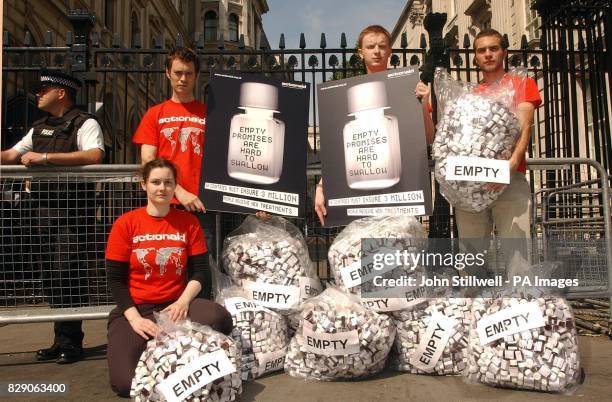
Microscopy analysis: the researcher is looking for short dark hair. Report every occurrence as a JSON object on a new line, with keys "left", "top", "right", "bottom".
{"left": 141, "top": 158, "right": 178, "bottom": 183}
{"left": 474, "top": 28, "right": 505, "bottom": 49}
{"left": 357, "top": 25, "right": 391, "bottom": 49}
{"left": 165, "top": 47, "right": 200, "bottom": 74}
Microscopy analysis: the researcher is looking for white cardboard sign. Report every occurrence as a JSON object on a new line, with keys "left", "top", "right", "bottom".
{"left": 156, "top": 349, "right": 235, "bottom": 402}
{"left": 445, "top": 156, "right": 510, "bottom": 184}
{"left": 243, "top": 280, "right": 301, "bottom": 309}
{"left": 223, "top": 296, "right": 273, "bottom": 316}
{"left": 410, "top": 313, "right": 458, "bottom": 372}
{"left": 256, "top": 347, "right": 288, "bottom": 376}
{"left": 476, "top": 302, "right": 546, "bottom": 345}
{"left": 360, "top": 297, "right": 413, "bottom": 312}
{"left": 299, "top": 277, "right": 322, "bottom": 300}
{"left": 302, "top": 322, "right": 360, "bottom": 356}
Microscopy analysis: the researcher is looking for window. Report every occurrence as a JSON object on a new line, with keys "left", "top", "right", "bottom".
{"left": 131, "top": 12, "right": 140, "bottom": 47}
{"left": 583, "top": 79, "right": 596, "bottom": 160}
{"left": 204, "top": 11, "right": 217, "bottom": 41}
{"left": 228, "top": 13, "right": 239, "bottom": 42}
{"left": 466, "top": 0, "right": 492, "bottom": 33}
{"left": 524, "top": 0, "right": 541, "bottom": 41}
{"left": 104, "top": 0, "right": 115, "bottom": 30}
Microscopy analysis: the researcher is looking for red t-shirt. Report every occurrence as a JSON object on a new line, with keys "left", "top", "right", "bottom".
{"left": 474, "top": 75, "right": 541, "bottom": 173}
{"left": 133, "top": 100, "right": 206, "bottom": 197}
{"left": 105, "top": 208, "right": 207, "bottom": 304}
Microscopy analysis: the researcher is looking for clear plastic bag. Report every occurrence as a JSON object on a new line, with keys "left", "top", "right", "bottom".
{"left": 216, "top": 286, "right": 290, "bottom": 380}
{"left": 130, "top": 312, "right": 242, "bottom": 402}
{"left": 432, "top": 67, "right": 528, "bottom": 212}
{"left": 433, "top": 68, "right": 474, "bottom": 118}
{"left": 284, "top": 287, "right": 396, "bottom": 381}
{"left": 328, "top": 216, "right": 427, "bottom": 295}
{"left": 466, "top": 295, "right": 582, "bottom": 393}
{"left": 221, "top": 215, "right": 322, "bottom": 312}
{"left": 391, "top": 297, "right": 472, "bottom": 375}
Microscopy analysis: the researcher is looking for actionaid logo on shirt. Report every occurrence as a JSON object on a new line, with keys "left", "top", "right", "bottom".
{"left": 158, "top": 116, "right": 206, "bottom": 125}
{"left": 132, "top": 232, "right": 187, "bottom": 244}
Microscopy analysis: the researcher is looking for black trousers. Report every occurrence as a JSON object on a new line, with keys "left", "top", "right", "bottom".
{"left": 33, "top": 184, "right": 96, "bottom": 347}
{"left": 53, "top": 321, "right": 84, "bottom": 347}
{"left": 196, "top": 212, "right": 217, "bottom": 263}
{"left": 106, "top": 299, "right": 233, "bottom": 397}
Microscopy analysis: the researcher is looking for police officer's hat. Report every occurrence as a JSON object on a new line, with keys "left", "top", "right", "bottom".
{"left": 32, "top": 69, "right": 82, "bottom": 94}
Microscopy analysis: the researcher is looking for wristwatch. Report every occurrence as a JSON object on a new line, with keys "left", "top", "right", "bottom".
{"left": 42, "top": 153, "right": 48, "bottom": 165}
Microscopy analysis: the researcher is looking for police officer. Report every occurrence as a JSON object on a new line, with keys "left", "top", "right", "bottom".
{"left": 1, "top": 69, "right": 104, "bottom": 363}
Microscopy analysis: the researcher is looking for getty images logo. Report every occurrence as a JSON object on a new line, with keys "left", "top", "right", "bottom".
{"left": 132, "top": 232, "right": 186, "bottom": 243}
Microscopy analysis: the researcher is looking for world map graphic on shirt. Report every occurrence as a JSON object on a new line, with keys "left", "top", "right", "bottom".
{"left": 132, "top": 248, "right": 156, "bottom": 280}
{"left": 155, "top": 247, "right": 185, "bottom": 276}
{"left": 178, "top": 127, "right": 203, "bottom": 155}
{"left": 132, "top": 247, "right": 185, "bottom": 278}
{"left": 190, "top": 130, "right": 202, "bottom": 155}
{"left": 161, "top": 127, "right": 178, "bottom": 152}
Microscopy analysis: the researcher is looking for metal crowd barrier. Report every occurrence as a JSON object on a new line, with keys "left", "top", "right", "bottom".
{"left": 528, "top": 158, "right": 612, "bottom": 306}
{"left": 0, "top": 158, "right": 610, "bottom": 326}
{"left": 0, "top": 165, "right": 144, "bottom": 324}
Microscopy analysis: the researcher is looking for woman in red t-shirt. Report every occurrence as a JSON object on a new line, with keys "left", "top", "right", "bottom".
{"left": 105, "top": 158, "right": 232, "bottom": 397}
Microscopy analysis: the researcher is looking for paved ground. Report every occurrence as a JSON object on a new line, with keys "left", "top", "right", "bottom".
{"left": 0, "top": 320, "right": 610, "bottom": 402}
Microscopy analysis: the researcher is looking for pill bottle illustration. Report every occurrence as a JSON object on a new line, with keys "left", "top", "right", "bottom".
{"left": 343, "top": 81, "right": 401, "bottom": 190}
{"left": 227, "top": 82, "right": 285, "bottom": 184}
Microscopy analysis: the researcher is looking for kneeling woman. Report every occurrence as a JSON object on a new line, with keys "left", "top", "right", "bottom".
{"left": 105, "top": 158, "right": 232, "bottom": 397}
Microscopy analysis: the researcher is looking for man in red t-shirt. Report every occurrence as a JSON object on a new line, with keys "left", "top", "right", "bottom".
{"left": 416, "top": 29, "right": 541, "bottom": 275}
{"left": 433, "top": 29, "right": 541, "bottom": 273}
{"left": 133, "top": 48, "right": 217, "bottom": 261}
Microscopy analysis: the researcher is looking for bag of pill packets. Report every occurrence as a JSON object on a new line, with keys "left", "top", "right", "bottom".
{"left": 221, "top": 215, "right": 322, "bottom": 314}
{"left": 432, "top": 66, "right": 529, "bottom": 213}
{"left": 327, "top": 216, "right": 427, "bottom": 296}
{"left": 215, "top": 284, "right": 290, "bottom": 380}
{"left": 390, "top": 292, "right": 473, "bottom": 376}
{"left": 284, "top": 287, "right": 396, "bottom": 381}
{"left": 464, "top": 257, "right": 584, "bottom": 395}
{"left": 130, "top": 311, "right": 242, "bottom": 402}
{"left": 465, "top": 294, "right": 582, "bottom": 393}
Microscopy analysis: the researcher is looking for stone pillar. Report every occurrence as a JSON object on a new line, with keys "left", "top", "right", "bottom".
{"left": 218, "top": 0, "right": 228, "bottom": 41}
{"left": 490, "top": 2, "right": 511, "bottom": 40}
{"left": 242, "top": 0, "right": 249, "bottom": 46}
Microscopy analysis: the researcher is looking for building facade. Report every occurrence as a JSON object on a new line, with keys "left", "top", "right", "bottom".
{"left": 3, "top": 0, "right": 269, "bottom": 50}
{"left": 192, "top": 0, "right": 270, "bottom": 49}
{"left": 2, "top": 0, "right": 270, "bottom": 162}
{"left": 391, "top": 0, "right": 541, "bottom": 50}
{"left": 390, "top": 0, "right": 611, "bottom": 200}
